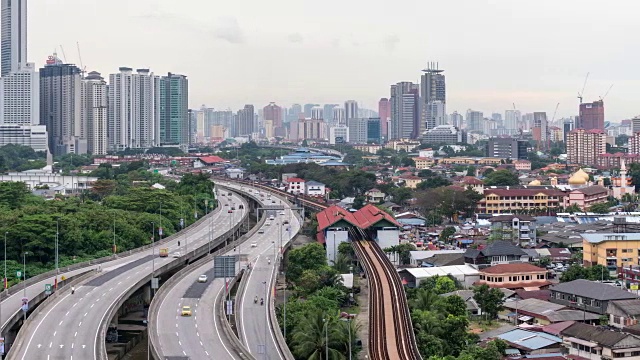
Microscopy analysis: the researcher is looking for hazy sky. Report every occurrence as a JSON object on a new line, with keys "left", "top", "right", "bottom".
{"left": 30, "top": 0, "right": 640, "bottom": 121}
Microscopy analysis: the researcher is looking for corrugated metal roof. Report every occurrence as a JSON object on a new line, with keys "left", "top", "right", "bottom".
{"left": 497, "top": 329, "right": 562, "bottom": 350}
{"left": 400, "top": 265, "right": 479, "bottom": 279}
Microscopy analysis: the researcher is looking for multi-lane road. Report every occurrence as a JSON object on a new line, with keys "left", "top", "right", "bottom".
{"left": 223, "top": 183, "right": 301, "bottom": 360}
{"left": 9, "top": 192, "right": 246, "bottom": 360}
{"left": 152, "top": 183, "right": 300, "bottom": 360}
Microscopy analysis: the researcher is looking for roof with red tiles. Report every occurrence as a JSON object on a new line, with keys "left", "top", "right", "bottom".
{"left": 198, "top": 155, "right": 226, "bottom": 164}
{"left": 541, "top": 321, "right": 576, "bottom": 336}
{"left": 515, "top": 289, "right": 551, "bottom": 301}
{"left": 286, "top": 177, "right": 306, "bottom": 183}
{"left": 351, "top": 204, "right": 401, "bottom": 229}
{"left": 316, "top": 205, "right": 359, "bottom": 232}
{"left": 481, "top": 263, "right": 547, "bottom": 274}
{"left": 461, "top": 176, "right": 484, "bottom": 185}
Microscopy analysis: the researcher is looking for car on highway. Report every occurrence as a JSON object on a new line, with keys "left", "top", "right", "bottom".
{"left": 265, "top": 222, "right": 270, "bottom": 226}
{"left": 239, "top": 204, "right": 244, "bottom": 209}
{"left": 228, "top": 210, "right": 233, "bottom": 213}
{"left": 231, "top": 206, "right": 236, "bottom": 210}
{"left": 271, "top": 200, "right": 276, "bottom": 204}
{"left": 258, "top": 229, "right": 265, "bottom": 234}
{"left": 269, "top": 215, "right": 274, "bottom": 220}
{"left": 224, "top": 203, "right": 228, "bottom": 206}
{"left": 181, "top": 306, "right": 192, "bottom": 316}
{"left": 279, "top": 211, "right": 285, "bottom": 215}
{"left": 198, "top": 275, "right": 208, "bottom": 283}
{"left": 283, "top": 220, "right": 289, "bottom": 225}
{"left": 251, "top": 242, "right": 257, "bottom": 247}
{"left": 172, "top": 252, "right": 182, "bottom": 258}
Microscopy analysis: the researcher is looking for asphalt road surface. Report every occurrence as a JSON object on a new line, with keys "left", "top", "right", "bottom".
{"left": 10, "top": 192, "right": 246, "bottom": 360}
{"left": 153, "top": 184, "right": 300, "bottom": 360}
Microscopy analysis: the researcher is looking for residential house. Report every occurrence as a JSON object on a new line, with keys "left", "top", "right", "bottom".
{"left": 225, "top": 168, "right": 244, "bottom": 179}
{"left": 413, "top": 157, "right": 435, "bottom": 169}
{"left": 494, "top": 329, "right": 564, "bottom": 355}
{"left": 476, "top": 263, "right": 550, "bottom": 290}
{"left": 514, "top": 160, "right": 532, "bottom": 171}
{"left": 398, "top": 265, "right": 480, "bottom": 288}
{"left": 305, "top": 180, "right": 326, "bottom": 197}
{"left": 464, "top": 241, "right": 529, "bottom": 265}
{"left": 607, "top": 299, "right": 640, "bottom": 329}
{"left": 365, "top": 188, "right": 386, "bottom": 203}
{"left": 561, "top": 322, "right": 640, "bottom": 360}
{"left": 193, "top": 155, "right": 226, "bottom": 168}
{"left": 563, "top": 185, "right": 609, "bottom": 211}
{"left": 549, "top": 279, "right": 638, "bottom": 315}
{"left": 457, "top": 176, "right": 484, "bottom": 194}
{"left": 489, "top": 215, "right": 537, "bottom": 246}
{"left": 286, "top": 177, "right": 306, "bottom": 195}
{"left": 500, "top": 298, "right": 599, "bottom": 325}
{"left": 400, "top": 175, "right": 422, "bottom": 189}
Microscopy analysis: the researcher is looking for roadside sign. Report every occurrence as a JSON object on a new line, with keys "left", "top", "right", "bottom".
{"left": 226, "top": 300, "right": 233, "bottom": 315}
{"left": 151, "top": 278, "right": 159, "bottom": 289}
{"left": 632, "top": 284, "right": 639, "bottom": 290}
{"left": 16, "top": 271, "right": 21, "bottom": 278}
{"left": 45, "top": 284, "right": 52, "bottom": 295}
{"left": 21, "top": 297, "right": 28, "bottom": 312}
{"left": 180, "top": 218, "right": 184, "bottom": 228}
{"left": 0, "top": 336, "right": 5, "bottom": 355}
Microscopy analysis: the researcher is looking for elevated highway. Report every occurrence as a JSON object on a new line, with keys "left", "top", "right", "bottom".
{"left": 7, "top": 191, "right": 248, "bottom": 360}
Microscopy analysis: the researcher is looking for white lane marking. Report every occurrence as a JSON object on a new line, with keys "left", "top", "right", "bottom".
{"left": 90, "top": 304, "right": 94, "bottom": 308}
{"left": 212, "top": 285, "right": 236, "bottom": 358}
{"left": 21, "top": 292, "right": 72, "bottom": 360}
{"left": 65, "top": 311, "right": 69, "bottom": 316}
{"left": 241, "top": 254, "right": 260, "bottom": 345}
{"left": 75, "top": 332, "right": 78, "bottom": 337}
{"left": 49, "top": 342, "right": 52, "bottom": 348}
{"left": 72, "top": 343, "right": 74, "bottom": 349}
{"left": 58, "top": 321, "right": 63, "bottom": 326}
{"left": 84, "top": 312, "right": 88, "bottom": 317}
{"left": 78, "top": 322, "right": 82, "bottom": 327}
{"left": 53, "top": 331, "right": 56, "bottom": 336}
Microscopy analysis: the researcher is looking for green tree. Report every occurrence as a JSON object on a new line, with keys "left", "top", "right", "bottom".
{"left": 434, "top": 276, "right": 457, "bottom": 295}
{"left": 483, "top": 170, "right": 520, "bottom": 186}
{"left": 473, "top": 284, "right": 505, "bottom": 320}
{"left": 286, "top": 243, "right": 327, "bottom": 283}
{"left": 291, "top": 311, "right": 344, "bottom": 360}
{"left": 439, "top": 227, "right": 456, "bottom": 243}
{"left": 417, "top": 177, "right": 452, "bottom": 190}
{"left": 589, "top": 202, "right": 611, "bottom": 214}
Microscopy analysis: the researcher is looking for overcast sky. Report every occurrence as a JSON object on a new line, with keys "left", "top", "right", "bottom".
{"left": 29, "top": 0, "right": 640, "bottom": 121}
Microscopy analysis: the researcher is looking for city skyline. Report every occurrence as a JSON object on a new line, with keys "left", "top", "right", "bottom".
{"left": 27, "top": 0, "right": 640, "bottom": 121}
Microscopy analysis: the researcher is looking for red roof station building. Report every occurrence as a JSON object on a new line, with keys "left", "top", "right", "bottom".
{"left": 316, "top": 204, "right": 401, "bottom": 264}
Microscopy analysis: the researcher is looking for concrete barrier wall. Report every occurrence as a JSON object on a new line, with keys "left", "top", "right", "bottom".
{"left": 216, "top": 270, "right": 256, "bottom": 360}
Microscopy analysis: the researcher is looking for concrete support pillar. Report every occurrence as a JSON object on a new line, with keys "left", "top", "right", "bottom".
{"left": 142, "top": 284, "right": 151, "bottom": 305}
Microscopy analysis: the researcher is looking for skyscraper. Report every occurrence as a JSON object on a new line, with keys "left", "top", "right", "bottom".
{"left": 449, "top": 111, "right": 463, "bottom": 128}
{"left": 236, "top": 105, "right": 255, "bottom": 137}
{"left": 323, "top": 104, "right": 338, "bottom": 124}
{"left": 263, "top": 102, "right": 283, "bottom": 128}
{"left": 40, "top": 55, "right": 84, "bottom": 155}
{"left": 0, "top": 61, "right": 38, "bottom": 125}
{"left": 420, "top": 63, "right": 446, "bottom": 133}
{"left": 332, "top": 107, "right": 345, "bottom": 125}
{"left": 532, "top": 112, "right": 548, "bottom": 148}
{"left": 344, "top": 100, "right": 358, "bottom": 121}
{"left": 504, "top": 110, "right": 521, "bottom": 132}
{"left": 378, "top": 98, "right": 391, "bottom": 139}
{"left": 390, "top": 82, "right": 419, "bottom": 140}
{"left": 311, "top": 106, "right": 323, "bottom": 120}
{"left": 108, "top": 67, "right": 160, "bottom": 151}
{"left": 1, "top": 0, "right": 27, "bottom": 76}
{"left": 159, "top": 73, "right": 189, "bottom": 147}
{"left": 566, "top": 129, "right": 606, "bottom": 166}
{"left": 81, "top": 71, "right": 107, "bottom": 155}
{"left": 465, "top": 110, "right": 483, "bottom": 132}
{"left": 303, "top": 103, "right": 318, "bottom": 118}
{"left": 287, "top": 104, "right": 302, "bottom": 123}
{"left": 578, "top": 100, "right": 605, "bottom": 130}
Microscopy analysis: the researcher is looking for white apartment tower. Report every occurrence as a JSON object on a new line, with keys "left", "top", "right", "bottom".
{"left": 344, "top": 100, "right": 358, "bottom": 122}
{"left": 81, "top": 71, "right": 108, "bottom": 155}
{"left": 0, "top": 61, "right": 38, "bottom": 125}
{"left": 1, "top": 0, "right": 26, "bottom": 76}
{"left": 108, "top": 67, "right": 160, "bottom": 151}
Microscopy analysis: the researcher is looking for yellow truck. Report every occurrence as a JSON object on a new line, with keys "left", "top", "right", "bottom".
{"left": 159, "top": 248, "right": 168, "bottom": 257}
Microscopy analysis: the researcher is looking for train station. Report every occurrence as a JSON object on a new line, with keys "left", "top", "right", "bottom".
{"left": 315, "top": 204, "right": 401, "bottom": 264}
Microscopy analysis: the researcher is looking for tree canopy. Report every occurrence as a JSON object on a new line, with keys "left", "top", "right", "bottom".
{"left": 482, "top": 170, "right": 520, "bottom": 186}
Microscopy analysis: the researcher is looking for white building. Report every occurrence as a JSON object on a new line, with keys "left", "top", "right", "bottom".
{"left": 398, "top": 265, "right": 480, "bottom": 288}
{"left": 0, "top": 124, "right": 47, "bottom": 151}
{"left": 286, "top": 177, "right": 306, "bottom": 195}
{"left": 329, "top": 126, "right": 349, "bottom": 145}
{"left": 344, "top": 100, "right": 358, "bottom": 121}
{"left": 332, "top": 107, "right": 345, "bottom": 125}
{"left": 0, "top": 170, "right": 97, "bottom": 192}
{"left": 311, "top": 106, "right": 323, "bottom": 120}
{"left": 305, "top": 180, "right": 326, "bottom": 197}
{"left": 1, "top": 0, "right": 27, "bottom": 77}
{"left": 81, "top": 71, "right": 108, "bottom": 155}
{"left": 0, "top": 62, "right": 39, "bottom": 125}
{"left": 108, "top": 67, "right": 160, "bottom": 151}
{"left": 347, "top": 118, "right": 368, "bottom": 144}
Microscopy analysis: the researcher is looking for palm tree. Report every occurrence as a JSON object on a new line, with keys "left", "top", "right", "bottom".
{"left": 331, "top": 253, "right": 352, "bottom": 273}
{"left": 291, "top": 311, "right": 345, "bottom": 360}
{"left": 410, "top": 289, "right": 442, "bottom": 311}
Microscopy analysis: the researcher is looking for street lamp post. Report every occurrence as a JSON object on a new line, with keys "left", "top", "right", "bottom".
{"left": 22, "top": 252, "right": 27, "bottom": 322}
{"left": 55, "top": 220, "right": 59, "bottom": 289}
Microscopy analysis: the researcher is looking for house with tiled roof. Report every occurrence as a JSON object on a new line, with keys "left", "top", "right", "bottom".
{"left": 550, "top": 279, "right": 638, "bottom": 315}
{"left": 560, "top": 322, "right": 640, "bottom": 360}
{"left": 316, "top": 204, "right": 401, "bottom": 264}
{"left": 478, "top": 187, "right": 565, "bottom": 214}
{"left": 464, "top": 240, "right": 529, "bottom": 265}
{"left": 305, "top": 180, "right": 327, "bottom": 197}
{"left": 285, "top": 177, "right": 306, "bottom": 195}
{"left": 476, "top": 263, "right": 551, "bottom": 290}
{"left": 365, "top": 188, "right": 386, "bottom": 203}
{"left": 563, "top": 185, "right": 608, "bottom": 211}
{"left": 457, "top": 176, "right": 484, "bottom": 194}
{"left": 399, "top": 175, "right": 422, "bottom": 189}
{"left": 193, "top": 155, "right": 226, "bottom": 168}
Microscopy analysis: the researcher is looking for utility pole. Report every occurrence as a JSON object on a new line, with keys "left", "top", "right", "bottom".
{"left": 113, "top": 212, "right": 117, "bottom": 256}
{"left": 55, "top": 220, "right": 59, "bottom": 289}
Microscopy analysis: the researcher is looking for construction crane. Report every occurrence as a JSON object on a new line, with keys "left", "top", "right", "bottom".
{"left": 600, "top": 84, "right": 614, "bottom": 101}
{"left": 577, "top": 72, "right": 589, "bottom": 104}
{"left": 59, "top": 45, "right": 67, "bottom": 63}
{"left": 76, "top": 42, "right": 86, "bottom": 78}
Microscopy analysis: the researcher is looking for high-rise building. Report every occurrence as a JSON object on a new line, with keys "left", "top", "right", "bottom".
{"left": 578, "top": 100, "right": 605, "bottom": 130}
{"left": 347, "top": 118, "right": 368, "bottom": 144}
{"left": 323, "top": 104, "right": 338, "bottom": 124}
{"left": 81, "top": 71, "right": 107, "bottom": 155}
{"left": 108, "top": 67, "right": 160, "bottom": 151}
{"left": 390, "top": 82, "right": 419, "bottom": 140}
{"left": 40, "top": 55, "right": 84, "bottom": 155}
{"left": 0, "top": 124, "right": 47, "bottom": 151}
{"left": 159, "top": 73, "right": 189, "bottom": 147}
{"left": 287, "top": 104, "right": 302, "bottom": 123}
{"left": 344, "top": 100, "right": 358, "bottom": 121}
{"left": 563, "top": 117, "right": 576, "bottom": 143}
{"left": 521, "top": 113, "right": 534, "bottom": 131}
{"left": 0, "top": 61, "right": 38, "bottom": 125}
{"left": 632, "top": 116, "right": 640, "bottom": 135}
{"left": 263, "top": 102, "right": 282, "bottom": 128}
{"left": 566, "top": 129, "right": 606, "bottom": 166}
{"left": 1, "top": 0, "right": 27, "bottom": 76}
{"left": 236, "top": 105, "right": 255, "bottom": 137}
{"left": 297, "top": 119, "right": 326, "bottom": 140}
{"left": 532, "top": 112, "right": 548, "bottom": 147}
{"left": 420, "top": 63, "right": 446, "bottom": 133}
{"left": 504, "top": 110, "right": 521, "bottom": 132}
{"left": 311, "top": 106, "right": 323, "bottom": 120}
{"left": 303, "top": 103, "right": 318, "bottom": 118}
{"left": 332, "top": 107, "right": 345, "bottom": 125}
{"left": 378, "top": 98, "right": 391, "bottom": 139}
{"left": 449, "top": 111, "right": 463, "bottom": 128}
{"left": 629, "top": 132, "right": 640, "bottom": 155}
{"left": 465, "top": 110, "right": 483, "bottom": 132}
{"left": 367, "top": 118, "right": 381, "bottom": 144}
{"left": 487, "top": 137, "right": 528, "bottom": 159}
{"left": 329, "top": 125, "right": 348, "bottom": 145}
{"left": 212, "top": 110, "right": 234, "bottom": 137}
